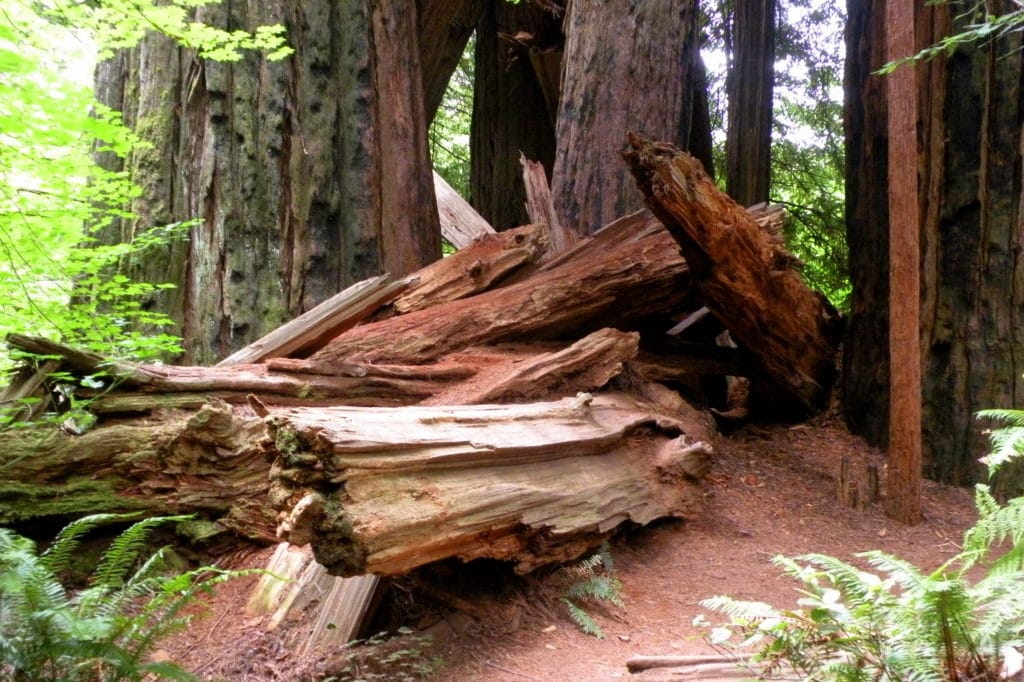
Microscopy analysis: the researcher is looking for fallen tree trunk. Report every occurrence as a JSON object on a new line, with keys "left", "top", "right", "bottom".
{"left": 0, "top": 400, "right": 276, "bottom": 541}
{"left": 268, "top": 393, "right": 712, "bottom": 576}
{"left": 622, "top": 134, "right": 842, "bottom": 415}
{"left": 309, "top": 218, "right": 695, "bottom": 366}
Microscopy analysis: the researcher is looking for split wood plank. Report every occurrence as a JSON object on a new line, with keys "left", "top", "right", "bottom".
{"left": 470, "top": 328, "right": 638, "bottom": 403}
{"left": 390, "top": 223, "right": 548, "bottom": 315}
{"left": 434, "top": 170, "right": 496, "bottom": 249}
{"left": 520, "top": 153, "right": 580, "bottom": 257}
{"left": 217, "top": 274, "right": 416, "bottom": 366}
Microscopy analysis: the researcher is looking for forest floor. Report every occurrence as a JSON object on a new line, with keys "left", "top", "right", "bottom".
{"left": 161, "top": 410, "right": 979, "bottom": 681}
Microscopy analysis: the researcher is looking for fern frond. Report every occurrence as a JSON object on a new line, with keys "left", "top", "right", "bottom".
{"left": 561, "top": 598, "right": 604, "bottom": 639}
{"left": 977, "top": 409, "right": 1024, "bottom": 476}
{"left": 40, "top": 512, "right": 141, "bottom": 574}
{"left": 91, "top": 515, "right": 191, "bottom": 589}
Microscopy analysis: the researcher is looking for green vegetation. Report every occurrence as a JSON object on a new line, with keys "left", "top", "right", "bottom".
{"left": 326, "top": 627, "right": 442, "bottom": 681}
{"left": 557, "top": 542, "right": 624, "bottom": 639}
{"left": 0, "top": 512, "right": 254, "bottom": 681}
{"left": 0, "top": 1, "right": 290, "bottom": 367}
{"left": 697, "top": 409, "right": 1024, "bottom": 680}
{"left": 429, "top": 36, "right": 474, "bottom": 200}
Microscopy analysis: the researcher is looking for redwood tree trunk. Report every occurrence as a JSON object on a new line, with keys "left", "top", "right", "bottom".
{"left": 844, "top": 0, "right": 1024, "bottom": 486}
{"left": 885, "top": 0, "right": 922, "bottom": 523}
{"left": 95, "top": 0, "right": 440, "bottom": 365}
{"left": 725, "top": 0, "right": 775, "bottom": 207}
{"left": 551, "top": 0, "right": 712, "bottom": 234}
{"left": 470, "top": 0, "right": 559, "bottom": 230}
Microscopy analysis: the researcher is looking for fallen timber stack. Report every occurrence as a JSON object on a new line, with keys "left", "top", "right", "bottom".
{"left": 0, "top": 139, "right": 840, "bottom": 583}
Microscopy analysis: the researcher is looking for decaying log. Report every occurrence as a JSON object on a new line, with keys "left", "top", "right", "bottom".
{"left": 389, "top": 223, "right": 548, "bottom": 315}
{"left": 310, "top": 217, "right": 694, "bottom": 366}
{"left": 268, "top": 393, "right": 711, "bottom": 576}
{"left": 469, "top": 328, "right": 639, "bottom": 403}
{"left": 433, "top": 170, "right": 496, "bottom": 249}
{"left": 217, "top": 274, "right": 416, "bottom": 366}
{"left": 5, "top": 335, "right": 477, "bottom": 413}
{"left": 622, "top": 134, "right": 841, "bottom": 415}
{"left": 0, "top": 400, "right": 276, "bottom": 541}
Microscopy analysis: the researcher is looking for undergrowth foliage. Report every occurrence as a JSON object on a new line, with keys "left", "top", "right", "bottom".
{"left": 0, "top": 512, "right": 255, "bottom": 681}
{"left": 558, "top": 542, "right": 624, "bottom": 639}
{"left": 697, "top": 409, "right": 1024, "bottom": 681}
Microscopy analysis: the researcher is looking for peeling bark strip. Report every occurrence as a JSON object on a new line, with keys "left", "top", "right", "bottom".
{"left": 268, "top": 393, "right": 710, "bottom": 576}
{"left": 622, "top": 135, "right": 841, "bottom": 414}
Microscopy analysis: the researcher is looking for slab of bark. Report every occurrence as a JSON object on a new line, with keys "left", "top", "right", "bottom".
{"left": 309, "top": 216, "right": 694, "bottom": 366}
{"left": 267, "top": 393, "right": 711, "bottom": 576}
{"left": 470, "top": 328, "right": 639, "bottom": 403}
{"left": 622, "top": 135, "right": 841, "bottom": 415}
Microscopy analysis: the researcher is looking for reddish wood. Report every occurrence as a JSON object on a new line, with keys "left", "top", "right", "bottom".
{"left": 885, "top": 0, "right": 922, "bottom": 524}
{"left": 309, "top": 219, "right": 694, "bottom": 366}
{"left": 622, "top": 135, "right": 841, "bottom": 416}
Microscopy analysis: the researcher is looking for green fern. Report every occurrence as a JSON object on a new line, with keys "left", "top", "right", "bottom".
{"left": 557, "top": 542, "right": 624, "bottom": 639}
{"left": 698, "top": 407, "right": 1024, "bottom": 682}
{"left": 0, "top": 512, "right": 257, "bottom": 681}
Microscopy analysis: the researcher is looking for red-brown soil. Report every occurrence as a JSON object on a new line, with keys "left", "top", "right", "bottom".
{"left": 162, "top": 413, "right": 977, "bottom": 681}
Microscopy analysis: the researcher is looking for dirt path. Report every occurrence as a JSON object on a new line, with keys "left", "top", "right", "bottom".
{"left": 164, "top": 415, "right": 977, "bottom": 681}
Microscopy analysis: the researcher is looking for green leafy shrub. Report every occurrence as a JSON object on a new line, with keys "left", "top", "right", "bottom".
{"left": 697, "top": 409, "right": 1024, "bottom": 681}
{"left": 0, "top": 512, "right": 252, "bottom": 681}
{"left": 558, "top": 542, "right": 624, "bottom": 639}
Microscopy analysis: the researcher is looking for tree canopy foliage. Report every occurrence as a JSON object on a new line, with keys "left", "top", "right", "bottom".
{"left": 0, "top": 1, "right": 289, "bottom": 366}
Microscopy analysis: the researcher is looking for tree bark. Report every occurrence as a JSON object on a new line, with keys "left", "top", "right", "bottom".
{"left": 94, "top": 0, "right": 440, "bottom": 365}
{"left": 551, "top": 0, "right": 712, "bottom": 234}
{"left": 269, "top": 393, "right": 710, "bottom": 575}
{"left": 470, "top": 0, "right": 559, "bottom": 231}
{"left": 725, "top": 0, "right": 775, "bottom": 206}
{"left": 417, "top": 0, "right": 485, "bottom": 121}
{"left": 884, "top": 0, "right": 922, "bottom": 524}
{"left": 844, "top": 0, "right": 1024, "bottom": 486}
{"left": 623, "top": 136, "right": 841, "bottom": 415}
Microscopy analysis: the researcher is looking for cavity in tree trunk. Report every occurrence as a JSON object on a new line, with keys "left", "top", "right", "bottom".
{"left": 470, "top": 0, "right": 559, "bottom": 230}
{"left": 94, "top": 0, "right": 440, "bottom": 365}
{"left": 725, "top": 0, "right": 775, "bottom": 207}
{"left": 551, "top": 0, "right": 712, "bottom": 234}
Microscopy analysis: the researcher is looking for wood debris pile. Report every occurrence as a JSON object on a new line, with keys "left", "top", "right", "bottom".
{"left": 0, "top": 136, "right": 841, "bottom": 579}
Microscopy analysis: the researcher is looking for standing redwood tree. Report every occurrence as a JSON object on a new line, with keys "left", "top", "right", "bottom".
{"left": 844, "top": 0, "right": 1024, "bottom": 486}
{"left": 551, "top": 0, "right": 713, "bottom": 234}
{"left": 96, "top": 1, "right": 440, "bottom": 365}
{"left": 884, "top": 0, "right": 921, "bottom": 523}
{"left": 725, "top": 0, "right": 775, "bottom": 207}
